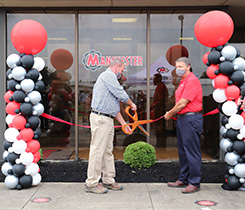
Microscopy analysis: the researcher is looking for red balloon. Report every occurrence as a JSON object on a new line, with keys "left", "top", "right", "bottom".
{"left": 206, "top": 64, "right": 219, "bottom": 79}
{"left": 202, "top": 52, "right": 210, "bottom": 65}
{"left": 4, "top": 90, "right": 14, "bottom": 103}
{"left": 50, "top": 49, "right": 73, "bottom": 71}
{"left": 214, "top": 75, "right": 229, "bottom": 89}
{"left": 194, "top": 10, "right": 234, "bottom": 47}
{"left": 33, "top": 151, "right": 41, "bottom": 163}
{"left": 26, "top": 140, "right": 40, "bottom": 154}
{"left": 5, "top": 101, "right": 20, "bottom": 115}
{"left": 225, "top": 85, "right": 240, "bottom": 100}
{"left": 19, "top": 128, "right": 34, "bottom": 141}
{"left": 12, "top": 115, "right": 27, "bottom": 130}
{"left": 166, "top": 45, "right": 189, "bottom": 66}
{"left": 11, "top": 19, "right": 47, "bottom": 55}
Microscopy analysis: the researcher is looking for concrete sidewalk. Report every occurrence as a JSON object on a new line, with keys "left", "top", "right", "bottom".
{"left": 0, "top": 183, "right": 244, "bottom": 210}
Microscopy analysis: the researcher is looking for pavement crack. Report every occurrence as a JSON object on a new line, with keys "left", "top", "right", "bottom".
{"left": 146, "top": 183, "right": 155, "bottom": 210}
{"left": 21, "top": 182, "right": 44, "bottom": 209}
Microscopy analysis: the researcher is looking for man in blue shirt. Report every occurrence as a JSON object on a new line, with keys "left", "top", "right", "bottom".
{"left": 85, "top": 59, "right": 137, "bottom": 194}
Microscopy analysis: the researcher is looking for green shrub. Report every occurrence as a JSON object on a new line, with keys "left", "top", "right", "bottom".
{"left": 123, "top": 141, "right": 156, "bottom": 169}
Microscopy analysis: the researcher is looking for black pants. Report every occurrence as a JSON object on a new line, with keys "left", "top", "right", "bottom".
{"left": 176, "top": 114, "right": 203, "bottom": 187}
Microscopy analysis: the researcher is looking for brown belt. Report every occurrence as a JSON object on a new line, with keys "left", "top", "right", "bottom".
{"left": 177, "top": 111, "right": 202, "bottom": 118}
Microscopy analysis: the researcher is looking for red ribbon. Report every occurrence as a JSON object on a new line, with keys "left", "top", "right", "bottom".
{"left": 41, "top": 108, "right": 219, "bottom": 128}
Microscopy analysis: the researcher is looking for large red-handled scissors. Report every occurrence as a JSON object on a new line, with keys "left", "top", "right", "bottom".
{"left": 122, "top": 106, "right": 153, "bottom": 136}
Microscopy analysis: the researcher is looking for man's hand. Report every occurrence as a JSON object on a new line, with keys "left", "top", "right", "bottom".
{"left": 124, "top": 124, "right": 132, "bottom": 133}
{"left": 130, "top": 103, "right": 137, "bottom": 111}
{"left": 164, "top": 111, "right": 172, "bottom": 120}
{"left": 238, "top": 98, "right": 245, "bottom": 109}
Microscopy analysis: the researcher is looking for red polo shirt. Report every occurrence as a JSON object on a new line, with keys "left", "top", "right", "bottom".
{"left": 175, "top": 72, "right": 203, "bottom": 114}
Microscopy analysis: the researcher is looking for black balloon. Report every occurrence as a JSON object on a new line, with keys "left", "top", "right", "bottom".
{"left": 20, "top": 103, "right": 33, "bottom": 116}
{"left": 219, "top": 61, "right": 234, "bottom": 76}
{"left": 7, "top": 152, "right": 19, "bottom": 165}
{"left": 218, "top": 103, "right": 225, "bottom": 115}
{"left": 216, "top": 45, "right": 224, "bottom": 51}
{"left": 26, "top": 69, "right": 39, "bottom": 81}
{"left": 227, "top": 175, "right": 242, "bottom": 190}
{"left": 230, "top": 71, "right": 244, "bottom": 86}
{"left": 3, "top": 140, "right": 12, "bottom": 150}
{"left": 16, "top": 184, "right": 23, "bottom": 190}
{"left": 12, "top": 164, "right": 26, "bottom": 177}
{"left": 34, "top": 128, "right": 42, "bottom": 139}
{"left": 232, "top": 140, "right": 245, "bottom": 154}
{"left": 7, "top": 79, "right": 19, "bottom": 91}
{"left": 238, "top": 158, "right": 244, "bottom": 163}
{"left": 221, "top": 115, "right": 229, "bottom": 126}
{"left": 13, "top": 90, "right": 26, "bottom": 103}
{"left": 239, "top": 82, "right": 245, "bottom": 91}
{"left": 225, "top": 129, "right": 239, "bottom": 141}
{"left": 27, "top": 116, "right": 40, "bottom": 130}
{"left": 21, "top": 55, "right": 34, "bottom": 70}
{"left": 19, "top": 175, "right": 33, "bottom": 188}
{"left": 35, "top": 80, "right": 45, "bottom": 92}
{"left": 208, "top": 50, "right": 221, "bottom": 64}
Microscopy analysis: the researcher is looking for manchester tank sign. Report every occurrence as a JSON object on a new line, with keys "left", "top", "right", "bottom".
{"left": 82, "top": 49, "right": 143, "bottom": 71}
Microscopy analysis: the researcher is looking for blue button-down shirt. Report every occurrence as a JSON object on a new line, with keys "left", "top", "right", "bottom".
{"left": 91, "top": 69, "right": 129, "bottom": 117}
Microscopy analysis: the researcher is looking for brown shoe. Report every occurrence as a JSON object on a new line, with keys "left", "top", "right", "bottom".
{"left": 85, "top": 183, "right": 108, "bottom": 194}
{"left": 102, "top": 182, "right": 123, "bottom": 190}
{"left": 167, "top": 180, "right": 187, "bottom": 188}
{"left": 182, "top": 184, "right": 200, "bottom": 194}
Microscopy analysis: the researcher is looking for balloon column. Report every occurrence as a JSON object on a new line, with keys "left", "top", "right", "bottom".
{"left": 195, "top": 10, "right": 245, "bottom": 190}
{"left": 1, "top": 20, "right": 47, "bottom": 190}
{"left": 46, "top": 49, "right": 74, "bottom": 145}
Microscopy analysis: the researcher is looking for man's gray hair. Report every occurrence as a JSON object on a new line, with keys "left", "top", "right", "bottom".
{"left": 175, "top": 57, "right": 191, "bottom": 66}
{"left": 109, "top": 58, "right": 124, "bottom": 67}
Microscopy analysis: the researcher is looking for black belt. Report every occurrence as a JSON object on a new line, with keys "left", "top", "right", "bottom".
{"left": 177, "top": 111, "right": 202, "bottom": 118}
{"left": 91, "top": 110, "right": 114, "bottom": 119}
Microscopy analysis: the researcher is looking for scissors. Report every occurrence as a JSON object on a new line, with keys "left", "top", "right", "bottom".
{"left": 122, "top": 106, "right": 153, "bottom": 136}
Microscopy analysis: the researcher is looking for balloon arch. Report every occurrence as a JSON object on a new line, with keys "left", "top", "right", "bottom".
{"left": 195, "top": 10, "right": 245, "bottom": 190}
{"left": 1, "top": 20, "right": 47, "bottom": 190}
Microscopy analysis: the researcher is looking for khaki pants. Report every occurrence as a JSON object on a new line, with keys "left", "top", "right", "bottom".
{"left": 85, "top": 113, "right": 115, "bottom": 187}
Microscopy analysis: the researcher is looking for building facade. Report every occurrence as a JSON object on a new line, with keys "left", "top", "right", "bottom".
{"left": 0, "top": 0, "right": 245, "bottom": 161}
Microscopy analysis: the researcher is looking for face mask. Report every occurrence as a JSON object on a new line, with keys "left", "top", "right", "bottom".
{"left": 176, "top": 68, "right": 186, "bottom": 77}
{"left": 116, "top": 72, "right": 122, "bottom": 80}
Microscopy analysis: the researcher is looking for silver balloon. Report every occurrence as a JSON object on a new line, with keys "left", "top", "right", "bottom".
{"left": 32, "top": 103, "right": 44, "bottom": 116}
{"left": 4, "top": 175, "right": 18, "bottom": 189}
{"left": 20, "top": 79, "right": 35, "bottom": 93}
{"left": 27, "top": 91, "right": 41, "bottom": 105}
{"left": 6, "top": 53, "right": 20, "bottom": 68}
{"left": 233, "top": 57, "right": 245, "bottom": 71}
{"left": 239, "top": 178, "right": 245, "bottom": 183}
{"left": 220, "top": 126, "right": 227, "bottom": 136}
{"left": 221, "top": 45, "right": 237, "bottom": 61}
{"left": 1, "top": 162, "right": 12, "bottom": 176}
{"left": 11, "top": 66, "right": 26, "bottom": 81}
{"left": 234, "top": 163, "right": 245, "bottom": 178}
{"left": 220, "top": 138, "right": 233, "bottom": 152}
{"left": 224, "top": 152, "right": 240, "bottom": 166}
{"left": 3, "top": 150, "right": 9, "bottom": 160}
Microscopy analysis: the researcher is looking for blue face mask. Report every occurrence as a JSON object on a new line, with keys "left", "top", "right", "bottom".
{"left": 116, "top": 72, "right": 122, "bottom": 80}
{"left": 176, "top": 68, "right": 186, "bottom": 77}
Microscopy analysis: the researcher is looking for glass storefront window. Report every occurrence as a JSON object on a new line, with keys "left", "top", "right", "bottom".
{"left": 6, "top": 9, "right": 224, "bottom": 161}
{"left": 7, "top": 12, "right": 76, "bottom": 160}
{"left": 78, "top": 12, "right": 147, "bottom": 154}
{"left": 150, "top": 13, "right": 219, "bottom": 159}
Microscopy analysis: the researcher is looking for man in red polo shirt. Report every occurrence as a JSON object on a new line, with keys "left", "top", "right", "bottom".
{"left": 164, "top": 57, "right": 203, "bottom": 194}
